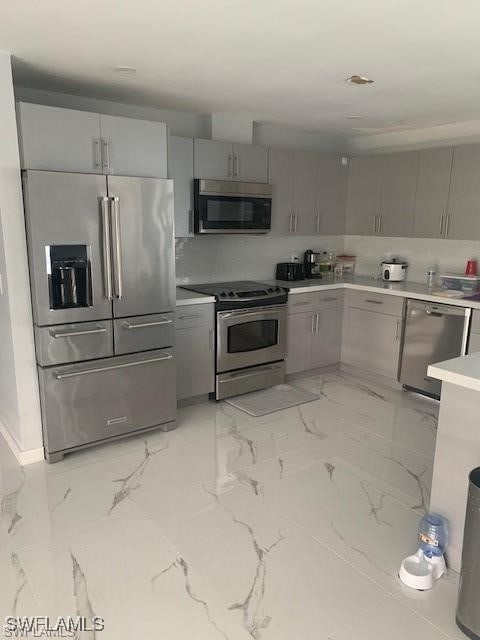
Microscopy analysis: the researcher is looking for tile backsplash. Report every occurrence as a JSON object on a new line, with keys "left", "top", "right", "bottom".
{"left": 344, "top": 235, "right": 480, "bottom": 284}
{"left": 175, "top": 233, "right": 480, "bottom": 285}
{"left": 175, "top": 235, "right": 344, "bottom": 283}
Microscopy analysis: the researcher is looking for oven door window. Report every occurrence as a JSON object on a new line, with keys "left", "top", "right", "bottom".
{"left": 228, "top": 319, "right": 278, "bottom": 353}
{"left": 198, "top": 195, "right": 271, "bottom": 231}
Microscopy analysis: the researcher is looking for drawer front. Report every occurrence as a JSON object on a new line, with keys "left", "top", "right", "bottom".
{"left": 317, "top": 290, "right": 344, "bottom": 307}
{"left": 114, "top": 313, "right": 174, "bottom": 355}
{"left": 176, "top": 304, "right": 214, "bottom": 329}
{"left": 35, "top": 320, "right": 113, "bottom": 366}
{"left": 38, "top": 349, "right": 176, "bottom": 454}
{"left": 345, "top": 289, "right": 404, "bottom": 316}
{"left": 470, "top": 309, "right": 480, "bottom": 333}
{"left": 288, "top": 292, "right": 319, "bottom": 314}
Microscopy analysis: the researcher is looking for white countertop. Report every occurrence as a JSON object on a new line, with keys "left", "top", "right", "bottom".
{"left": 267, "top": 275, "right": 480, "bottom": 310}
{"left": 176, "top": 287, "right": 215, "bottom": 306}
{"left": 428, "top": 352, "right": 480, "bottom": 392}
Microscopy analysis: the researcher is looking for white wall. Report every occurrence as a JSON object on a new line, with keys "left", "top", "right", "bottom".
{"left": 0, "top": 54, "right": 42, "bottom": 454}
{"left": 176, "top": 235, "right": 344, "bottom": 284}
{"left": 344, "top": 235, "right": 480, "bottom": 284}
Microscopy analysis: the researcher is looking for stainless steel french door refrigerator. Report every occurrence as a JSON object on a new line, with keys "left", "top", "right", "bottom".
{"left": 23, "top": 170, "right": 176, "bottom": 462}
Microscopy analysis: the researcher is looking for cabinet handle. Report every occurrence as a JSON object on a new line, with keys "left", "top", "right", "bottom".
{"left": 93, "top": 138, "right": 102, "bottom": 170}
{"left": 373, "top": 215, "right": 378, "bottom": 233}
{"left": 288, "top": 213, "right": 292, "bottom": 233}
{"left": 315, "top": 312, "right": 320, "bottom": 333}
{"left": 439, "top": 213, "right": 445, "bottom": 236}
{"left": 293, "top": 213, "right": 298, "bottom": 233}
{"left": 378, "top": 214, "right": 382, "bottom": 233}
{"left": 395, "top": 319, "right": 400, "bottom": 341}
{"left": 209, "top": 328, "right": 214, "bottom": 351}
{"left": 102, "top": 139, "right": 111, "bottom": 173}
{"left": 321, "top": 297, "right": 338, "bottom": 302}
{"left": 311, "top": 313, "right": 316, "bottom": 334}
{"left": 178, "top": 314, "right": 201, "bottom": 320}
{"left": 315, "top": 212, "right": 321, "bottom": 233}
{"left": 234, "top": 154, "right": 239, "bottom": 177}
{"left": 445, "top": 213, "right": 450, "bottom": 237}
{"left": 228, "top": 155, "right": 233, "bottom": 178}
{"left": 188, "top": 209, "right": 194, "bottom": 234}
{"left": 292, "top": 301, "right": 312, "bottom": 306}
{"left": 365, "top": 299, "right": 383, "bottom": 305}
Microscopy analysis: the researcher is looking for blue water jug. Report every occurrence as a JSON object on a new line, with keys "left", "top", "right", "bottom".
{"left": 418, "top": 513, "right": 448, "bottom": 557}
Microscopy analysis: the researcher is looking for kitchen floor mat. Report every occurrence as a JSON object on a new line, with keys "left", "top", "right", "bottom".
{"left": 224, "top": 383, "right": 319, "bottom": 417}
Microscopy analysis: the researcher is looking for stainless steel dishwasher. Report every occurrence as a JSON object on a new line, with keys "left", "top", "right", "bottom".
{"left": 399, "top": 299, "right": 471, "bottom": 398}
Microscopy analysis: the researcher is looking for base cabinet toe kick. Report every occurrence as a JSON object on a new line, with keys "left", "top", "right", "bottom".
{"left": 38, "top": 348, "right": 176, "bottom": 462}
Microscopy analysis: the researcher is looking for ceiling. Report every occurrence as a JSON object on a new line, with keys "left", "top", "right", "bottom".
{"left": 2, "top": 0, "right": 480, "bottom": 143}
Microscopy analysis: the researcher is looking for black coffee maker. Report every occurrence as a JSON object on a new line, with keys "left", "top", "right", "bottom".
{"left": 303, "top": 250, "right": 323, "bottom": 279}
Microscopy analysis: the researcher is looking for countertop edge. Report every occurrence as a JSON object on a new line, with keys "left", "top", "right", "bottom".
{"left": 428, "top": 355, "right": 480, "bottom": 392}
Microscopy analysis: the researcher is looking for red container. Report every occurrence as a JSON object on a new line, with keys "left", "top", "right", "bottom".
{"left": 466, "top": 259, "right": 478, "bottom": 276}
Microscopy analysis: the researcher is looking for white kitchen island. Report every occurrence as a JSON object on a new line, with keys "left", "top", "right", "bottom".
{"left": 428, "top": 353, "right": 480, "bottom": 572}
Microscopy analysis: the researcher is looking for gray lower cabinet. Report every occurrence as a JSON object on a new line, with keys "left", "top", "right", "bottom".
{"left": 341, "top": 291, "right": 403, "bottom": 380}
{"left": 286, "top": 293, "right": 343, "bottom": 374}
{"left": 169, "top": 136, "right": 194, "bottom": 237}
{"left": 468, "top": 310, "right": 480, "bottom": 354}
{"left": 413, "top": 147, "right": 453, "bottom": 238}
{"left": 176, "top": 304, "right": 215, "bottom": 400}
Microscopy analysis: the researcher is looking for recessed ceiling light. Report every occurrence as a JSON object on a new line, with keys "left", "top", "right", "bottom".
{"left": 346, "top": 115, "right": 363, "bottom": 119}
{"left": 346, "top": 75, "right": 374, "bottom": 85}
{"left": 114, "top": 66, "right": 136, "bottom": 75}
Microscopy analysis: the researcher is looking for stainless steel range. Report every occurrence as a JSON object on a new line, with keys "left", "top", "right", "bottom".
{"left": 181, "top": 281, "right": 287, "bottom": 399}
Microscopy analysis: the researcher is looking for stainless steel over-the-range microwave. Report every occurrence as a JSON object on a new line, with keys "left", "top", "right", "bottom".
{"left": 193, "top": 179, "right": 272, "bottom": 234}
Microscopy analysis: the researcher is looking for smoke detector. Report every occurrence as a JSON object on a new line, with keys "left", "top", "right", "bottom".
{"left": 346, "top": 75, "right": 374, "bottom": 85}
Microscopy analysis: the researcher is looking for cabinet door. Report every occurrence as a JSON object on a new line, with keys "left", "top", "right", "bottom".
{"left": 379, "top": 151, "right": 418, "bottom": 237}
{"left": 292, "top": 151, "right": 319, "bottom": 234}
{"left": 99, "top": 114, "right": 167, "bottom": 178}
{"left": 468, "top": 332, "right": 480, "bottom": 354}
{"left": 194, "top": 139, "right": 232, "bottom": 179}
{"left": 316, "top": 154, "right": 348, "bottom": 235}
{"left": 413, "top": 147, "right": 453, "bottom": 238}
{"left": 311, "top": 306, "right": 343, "bottom": 367}
{"left": 268, "top": 148, "right": 294, "bottom": 234}
{"left": 342, "top": 306, "right": 401, "bottom": 379}
{"left": 169, "top": 136, "right": 194, "bottom": 237}
{"left": 17, "top": 102, "right": 102, "bottom": 173}
{"left": 447, "top": 144, "right": 480, "bottom": 240}
{"left": 345, "top": 155, "right": 383, "bottom": 235}
{"left": 176, "top": 324, "right": 214, "bottom": 400}
{"left": 286, "top": 312, "right": 314, "bottom": 374}
{"left": 233, "top": 143, "right": 268, "bottom": 182}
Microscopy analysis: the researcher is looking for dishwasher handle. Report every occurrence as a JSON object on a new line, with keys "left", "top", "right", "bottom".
{"left": 408, "top": 300, "right": 471, "bottom": 318}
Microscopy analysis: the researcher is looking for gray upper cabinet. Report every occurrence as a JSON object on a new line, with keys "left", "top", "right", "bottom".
{"left": 17, "top": 102, "right": 168, "bottom": 177}
{"left": 194, "top": 139, "right": 233, "bottom": 180}
{"left": 413, "top": 147, "right": 453, "bottom": 238}
{"left": 268, "top": 148, "right": 294, "bottom": 234}
{"left": 232, "top": 143, "right": 268, "bottom": 182}
{"left": 316, "top": 154, "right": 348, "bottom": 235}
{"left": 194, "top": 139, "right": 268, "bottom": 182}
{"left": 292, "top": 151, "right": 319, "bottom": 235}
{"left": 447, "top": 143, "right": 480, "bottom": 240}
{"left": 169, "top": 136, "right": 194, "bottom": 237}
{"left": 379, "top": 151, "right": 418, "bottom": 237}
{"left": 345, "top": 155, "right": 383, "bottom": 235}
{"left": 99, "top": 114, "right": 167, "bottom": 178}
{"left": 18, "top": 102, "right": 102, "bottom": 174}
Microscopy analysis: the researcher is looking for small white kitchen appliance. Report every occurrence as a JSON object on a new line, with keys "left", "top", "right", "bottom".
{"left": 381, "top": 257, "right": 408, "bottom": 282}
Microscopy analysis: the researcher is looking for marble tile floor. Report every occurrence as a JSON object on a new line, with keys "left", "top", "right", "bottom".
{"left": 0, "top": 371, "right": 467, "bottom": 639}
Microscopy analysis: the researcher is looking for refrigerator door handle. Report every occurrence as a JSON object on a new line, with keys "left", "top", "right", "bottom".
{"left": 111, "top": 196, "right": 123, "bottom": 299}
{"left": 101, "top": 197, "right": 113, "bottom": 300}
{"left": 55, "top": 353, "right": 173, "bottom": 380}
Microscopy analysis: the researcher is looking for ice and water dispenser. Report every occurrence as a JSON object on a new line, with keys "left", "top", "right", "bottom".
{"left": 47, "top": 245, "right": 92, "bottom": 310}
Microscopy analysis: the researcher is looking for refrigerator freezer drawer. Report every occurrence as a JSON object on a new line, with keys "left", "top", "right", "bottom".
{"left": 35, "top": 320, "right": 113, "bottom": 366}
{"left": 38, "top": 349, "right": 176, "bottom": 456}
{"left": 113, "top": 312, "right": 175, "bottom": 355}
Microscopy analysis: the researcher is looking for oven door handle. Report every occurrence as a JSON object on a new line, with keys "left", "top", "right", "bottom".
{"left": 219, "top": 306, "right": 286, "bottom": 320}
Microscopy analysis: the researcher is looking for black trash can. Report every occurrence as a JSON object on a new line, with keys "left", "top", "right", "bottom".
{"left": 456, "top": 467, "right": 480, "bottom": 640}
